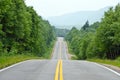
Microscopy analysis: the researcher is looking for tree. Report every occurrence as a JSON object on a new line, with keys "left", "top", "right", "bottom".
{"left": 81, "top": 20, "right": 89, "bottom": 30}
{"left": 65, "top": 4, "right": 120, "bottom": 60}
{"left": 0, "top": 0, "right": 56, "bottom": 57}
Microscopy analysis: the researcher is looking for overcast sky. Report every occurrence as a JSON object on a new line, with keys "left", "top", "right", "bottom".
{"left": 25, "top": 0, "right": 120, "bottom": 18}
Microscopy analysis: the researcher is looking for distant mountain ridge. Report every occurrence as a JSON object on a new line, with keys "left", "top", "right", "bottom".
{"left": 47, "top": 7, "right": 110, "bottom": 29}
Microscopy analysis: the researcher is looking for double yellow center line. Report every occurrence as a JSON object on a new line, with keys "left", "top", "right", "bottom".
{"left": 54, "top": 41, "right": 63, "bottom": 80}
{"left": 54, "top": 59, "right": 63, "bottom": 80}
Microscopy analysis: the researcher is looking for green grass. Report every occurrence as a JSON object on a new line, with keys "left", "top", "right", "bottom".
{"left": 0, "top": 55, "right": 42, "bottom": 69}
{"left": 88, "top": 58, "right": 120, "bottom": 68}
{"left": 66, "top": 41, "right": 120, "bottom": 67}
{"left": 71, "top": 56, "right": 78, "bottom": 60}
{"left": 0, "top": 40, "right": 56, "bottom": 69}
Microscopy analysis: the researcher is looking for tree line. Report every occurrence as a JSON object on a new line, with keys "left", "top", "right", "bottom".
{"left": 65, "top": 4, "right": 120, "bottom": 60}
{"left": 0, "top": 0, "right": 56, "bottom": 57}
{"left": 55, "top": 28, "right": 69, "bottom": 37}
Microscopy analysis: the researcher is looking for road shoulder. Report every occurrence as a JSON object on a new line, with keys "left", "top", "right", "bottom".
{"left": 102, "top": 64, "right": 120, "bottom": 74}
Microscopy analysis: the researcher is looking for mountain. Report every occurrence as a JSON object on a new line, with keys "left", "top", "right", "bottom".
{"left": 47, "top": 7, "right": 110, "bottom": 29}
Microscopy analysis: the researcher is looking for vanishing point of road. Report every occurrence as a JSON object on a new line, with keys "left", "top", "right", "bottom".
{"left": 0, "top": 37, "right": 120, "bottom": 80}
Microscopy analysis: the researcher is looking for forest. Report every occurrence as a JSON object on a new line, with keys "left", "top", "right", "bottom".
{"left": 65, "top": 4, "right": 120, "bottom": 60}
{"left": 0, "top": 0, "right": 56, "bottom": 58}
{"left": 55, "top": 28, "right": 69, "bottom": 37}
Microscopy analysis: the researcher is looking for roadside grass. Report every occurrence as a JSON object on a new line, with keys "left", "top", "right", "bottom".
{"left": 66, "top": 40, "right": 120, "bottom": 68}
{"left": 71, "top": 56, "right": 78, "bottom": 60}
{"left": 88, "top": 58, "right": 120, "bottom": 68}
{"left": 0, "top": 54, "right": 42, "bottom": 69}
{"left": 0, "top": 40, "right": 56, "bottom": 69}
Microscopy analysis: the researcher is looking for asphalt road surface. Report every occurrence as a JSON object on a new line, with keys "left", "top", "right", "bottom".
{"left": 0, "top": 37, "right": 120, "bottom": 80}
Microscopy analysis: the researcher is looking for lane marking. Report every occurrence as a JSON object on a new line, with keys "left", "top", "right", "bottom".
{"left": 0, "top": 60, "right": 28, "bottom": 72}
{"left": 60, "top": 60, "right": 63, "bottom": 80}
{"left": 93, "top": 62, "right": 120, "bottom": 77}
{"left": 55, "top": 38, "right": 64, "bottom": 80}
{"left": 54, "top": 60, "right": 63, "bottom": 80}
{"left": 0, "top": 60, "right": 43, "bottom": 72}
{"left": 54, "top": 60, "right": 60, "bottom": 80}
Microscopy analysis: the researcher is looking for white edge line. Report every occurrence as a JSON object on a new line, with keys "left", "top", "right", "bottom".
{"left": 65, "top": 42, "right": 68, "bottom": 60}
{"left": 92, "top": 62, "right": 120, "bottom": 77}
{"left": 0, "top": 59, "right": 42, "bottom": 72}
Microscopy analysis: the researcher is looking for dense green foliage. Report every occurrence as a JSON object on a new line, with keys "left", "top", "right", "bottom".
{"left": 65, "top": 4, "right": 120, "bottom": 60}
{"left": 0, "top": 54, "right": 41, "bottom": 69}
{"left": 0, "top": 0, "right": 56, "bottom": 57}
{"left": 55, "top": 28, "right": 69, "bottom": 37}
{"left": 88, "top": 58, "right": 120, "bottom": 68}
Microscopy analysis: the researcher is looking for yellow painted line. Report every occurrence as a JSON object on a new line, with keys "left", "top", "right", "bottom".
{"left": 54, "top": 60, "right": 63, "bottom": 80}
{"left": 55, "top": 40, "right": 63, "bottom": 80}
{"left": 54, "top": 60, "right": 60, "bottom": 80}
{"left": 60, "top": 60, "right": 63, "bottom": 80}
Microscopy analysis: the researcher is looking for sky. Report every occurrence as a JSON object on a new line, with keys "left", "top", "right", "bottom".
{"left": 25, "top": 0, "right": 120, "bottom": 18}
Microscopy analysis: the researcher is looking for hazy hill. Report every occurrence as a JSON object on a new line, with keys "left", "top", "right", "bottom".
{"left": 47, "top": 7, "right": 110, "bottom": 29}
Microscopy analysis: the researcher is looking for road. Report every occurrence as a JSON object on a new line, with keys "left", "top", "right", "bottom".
{"left": 52, "top": 37, "right": 68, "bottom": 60}
{"left": 0, "top": 37, "right": 120, "bottom": 80}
